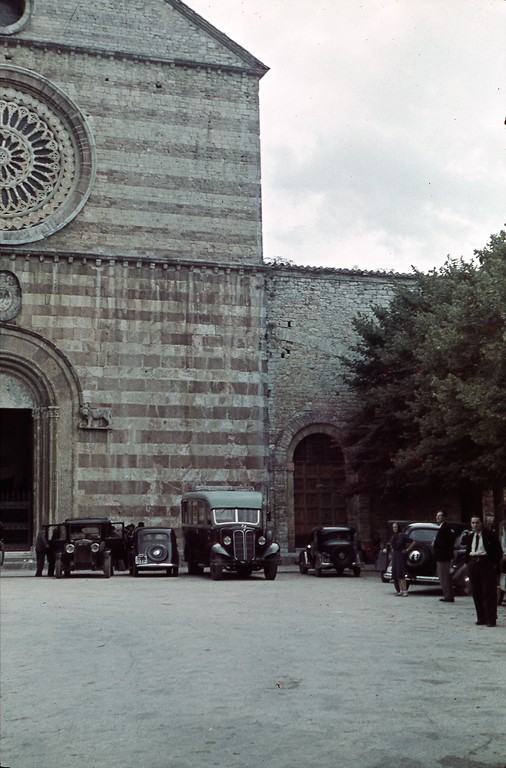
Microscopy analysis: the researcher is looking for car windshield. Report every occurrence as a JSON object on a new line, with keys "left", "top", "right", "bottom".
{"left": 213, "top": 508, "right": 260, "bottom": 525}
{"left": 409, "top": 528, "right": 436, "bottom": 542}
{"left": 142, "top": 532, "right": 169, "bottom": 541}
{"left": 70, "top": 525, "right": 101, "bottom": 540}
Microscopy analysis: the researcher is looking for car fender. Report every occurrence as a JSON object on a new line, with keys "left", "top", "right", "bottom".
{"left": 210, "top": 543, "right": 233, "bottom": 560}
{"left": 263, "top": 542, "right": 280, "bottom": 559}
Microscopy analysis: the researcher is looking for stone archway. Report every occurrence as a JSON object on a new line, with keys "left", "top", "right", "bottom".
{"left": 0, "top": 326, "right": 82, "bottom": 547}
{"left": 270, "top": 412, "right": 347, "bottom": 552}
{"left": 292, "top": 432, "right": 346, "bottom": 547}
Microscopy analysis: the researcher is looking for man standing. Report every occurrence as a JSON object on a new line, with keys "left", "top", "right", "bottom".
{"left": 465, "top": 515, "right": 503, "bottom": 627}
{"left": 434, "top": 510, "right": 455, "bottom": 602}
{"left": 34, "top": 526, "right": 49, "bottom": 576}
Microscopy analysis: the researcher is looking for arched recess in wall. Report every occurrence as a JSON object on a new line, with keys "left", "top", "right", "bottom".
{"left": 0, "top": 325, "right": 83, "bottom": 546}
{"left": 274, "top": 414, "right": 347, "bottom": 551}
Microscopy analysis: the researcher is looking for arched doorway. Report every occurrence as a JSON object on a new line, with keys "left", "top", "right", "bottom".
{"left": 293, "top": 433, "right": 346, "bottom": 547}
{"left": 0, "top": 326, "right": 82, "bottom": 548}
{"left": 0, "top": 406, "right": 34, "bottom": 549}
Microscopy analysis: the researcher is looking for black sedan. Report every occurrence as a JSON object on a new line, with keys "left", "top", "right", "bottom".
{"left": 128, "top": 527, "right": 179, "bottom": 577}
{"left": 299, "top": 526, "right": 362, "bottom": 577}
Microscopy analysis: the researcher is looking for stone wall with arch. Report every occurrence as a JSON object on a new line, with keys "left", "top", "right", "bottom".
{"left": 0, "top": 325, "right": 83, "bottom": 529}
{"left": 269, "top": 412, "right": 349, "bottom": 551}
{"left": 266, "top": 266, "right": 397, "bottom": 552}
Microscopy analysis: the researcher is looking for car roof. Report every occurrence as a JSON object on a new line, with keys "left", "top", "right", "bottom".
{"left": 63, "top": 517, "right": 112, "bottom": 525}
{"left": 404, "top": 522, "right": 438, "bottom": 530}
{"left": 136, "top": 527, "right": 175, "bottom": 534}
{"left": 312, "top": 526, "right": 355, "bottom": 533}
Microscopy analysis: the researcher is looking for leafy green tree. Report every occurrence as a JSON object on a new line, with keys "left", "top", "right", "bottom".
{"left": 343, "top": 231, "right": 506, "bottom": 503}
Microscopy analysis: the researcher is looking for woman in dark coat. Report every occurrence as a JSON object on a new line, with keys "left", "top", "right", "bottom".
{"left": 390, "top": 523, "right": 414, "bottom": 596}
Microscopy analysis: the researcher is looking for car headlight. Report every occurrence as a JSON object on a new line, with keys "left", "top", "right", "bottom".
{"left": 65, "top": 544, "right": 75, "bottom": 554}
{"left": 258, "top": 536, "right": 266, "bottom": 546}
{"left": 223, "top": 536, "right": 232, "bottom": 546}
{"left": 91, "top": 543, "right": 100, "bottom": 553}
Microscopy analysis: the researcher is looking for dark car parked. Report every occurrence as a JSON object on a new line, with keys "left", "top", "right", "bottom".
{"left": 382, "top": 521, "right": 470, "bottom": 591}
{"left": 299, "top": 526, "right": 362, "bottom": 577}
{"left": 50, "top": 517, "right": 125, "bottom": 578}
{"left": 129, "top": 527, "right": 179, "bottom": 576}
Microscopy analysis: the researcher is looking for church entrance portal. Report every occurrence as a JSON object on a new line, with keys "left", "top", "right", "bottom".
{"left": 293, "top": 433, "right": 346, "bottom": 547}
{"left": 0, "top": 409, "right": 33, "bottom": 549}
{"left": 0, "top": 325, "right": 82, "bottom": 548}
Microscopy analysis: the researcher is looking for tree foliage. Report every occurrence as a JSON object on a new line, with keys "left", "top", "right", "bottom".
{"left": 343, "top": 231, "right": 506, "bottom": 497}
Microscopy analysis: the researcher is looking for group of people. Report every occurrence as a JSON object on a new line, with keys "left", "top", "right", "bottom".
{"left": 390, "top": 511, "right": 505, "bottom": 627}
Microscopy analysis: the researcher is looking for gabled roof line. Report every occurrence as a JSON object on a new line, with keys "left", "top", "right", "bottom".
{"left": 165, "top": 0, "right": 269, "bottom": 76}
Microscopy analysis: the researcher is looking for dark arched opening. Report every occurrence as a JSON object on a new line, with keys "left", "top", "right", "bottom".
{"left": 293, "top": 433, "right": 346, "bottom": 547}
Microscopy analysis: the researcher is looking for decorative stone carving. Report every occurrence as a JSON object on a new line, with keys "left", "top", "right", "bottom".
{"left": 79, "top": 404, "right": 112, "bottom": 430}
{"left": 0, "top": 270, "right": 21, "bottom": 321}
{"left": 0, "top": 66, "right": 96, "bottom": 245}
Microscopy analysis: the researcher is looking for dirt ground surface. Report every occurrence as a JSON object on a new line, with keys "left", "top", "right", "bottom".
{"left": 0, "top": 567, "right": 504, "bottom": 768}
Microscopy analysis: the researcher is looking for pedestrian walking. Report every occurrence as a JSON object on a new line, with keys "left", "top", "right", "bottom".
{"left": 434, "top": 509, "right": 456, "bottom": 602}
{"left": 390, "top": 522, "right": 414, "bottom": 596}
{"left": 465, "top": 515, "right": 503, "bottom": 627}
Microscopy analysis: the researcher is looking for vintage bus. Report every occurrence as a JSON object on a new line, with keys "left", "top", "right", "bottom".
{"left": 181, "top": 488, "right": 280, "bottom": 580}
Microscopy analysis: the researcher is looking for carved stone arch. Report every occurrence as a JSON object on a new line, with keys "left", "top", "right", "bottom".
{"left": 0, "top": 325, "right": 83, "bottom": 539}
{"left": 271, "top": 410, "right": 347, "bottom": 551}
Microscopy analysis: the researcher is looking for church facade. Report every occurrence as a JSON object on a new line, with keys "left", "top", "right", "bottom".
{"left": 0, "top": 0, "right": 399, "bottom": 556}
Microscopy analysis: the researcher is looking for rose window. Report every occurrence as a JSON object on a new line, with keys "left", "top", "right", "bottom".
{"left": 0, "top": 66, "right": 95, "bottom": 245}
{"left": 0, "top": 97, "right": 75, "bottom": 226}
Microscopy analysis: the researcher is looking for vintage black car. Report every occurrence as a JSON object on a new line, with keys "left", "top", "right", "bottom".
{"left": 129, "top": 527, "right": 179, "bottom": 576}
{"left": 382, "top": 522, "right": 470, "bottom": 590}
{"left": 181, "top": 489, "right": 280, "bottom": 580}
{"left": 51, "top": 517, "right": 125, "bottom": 578}
{"left": 299, "top": 526, "right": 362, "bottom": 577}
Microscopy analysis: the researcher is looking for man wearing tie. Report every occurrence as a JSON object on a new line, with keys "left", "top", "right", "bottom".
{"left": 465, "top": 515, "right": 503, "bottom": 627}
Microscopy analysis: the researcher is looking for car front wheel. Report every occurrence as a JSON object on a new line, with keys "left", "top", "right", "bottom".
{"left": 353, "top": 567, "right": 361, "bottom": 577}
{"left": 55, "top": 555, "right": 63, "bottom": 579}
{"left": 298, "top": 552, "right": 309, "bottom": 575}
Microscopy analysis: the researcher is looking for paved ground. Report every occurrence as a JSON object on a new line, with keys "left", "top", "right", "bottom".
{"left": 0, "top": 567, "right": 504, "bottom": 768}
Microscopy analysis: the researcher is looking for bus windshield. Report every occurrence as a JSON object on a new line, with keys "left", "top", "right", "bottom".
{"left": 213, "top": 508, "right": 260, "bottom": 525}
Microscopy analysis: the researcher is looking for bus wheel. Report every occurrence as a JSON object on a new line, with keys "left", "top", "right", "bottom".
{"left": 264, "top": 560, "right": 278, "bottom": 580}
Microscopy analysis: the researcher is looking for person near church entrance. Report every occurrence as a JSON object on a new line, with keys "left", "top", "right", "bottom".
{"left": 465, "top": 515, "right": 503, "bottom": 627}
{"left": 434, "top": 510, "right": 456, "bottom": 603}
{"left": 35, "top": 526, "right": 49, "bottom": 577}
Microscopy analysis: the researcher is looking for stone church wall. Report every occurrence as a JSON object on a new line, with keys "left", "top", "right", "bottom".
{"left": 1, "top": 252, "right": 268, "bottom": 527}
{"left": 0, "top": 0, "right": 417, "bottom": 553}
{"left": 266, "top": 265, "right": 400, "bottom": 550}
{"left": 2, "top": 44, "right": 263, "bottom": 264}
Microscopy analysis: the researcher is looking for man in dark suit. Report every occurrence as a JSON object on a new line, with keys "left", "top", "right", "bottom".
{"left": 465, "top": 515, "right": 503, "bottom": 627}
{"left": 434, "top": 510, "right": 456, "bottom": 602}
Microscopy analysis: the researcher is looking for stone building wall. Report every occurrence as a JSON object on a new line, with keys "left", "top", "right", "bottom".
{"left": 266, "top": 266, "right": 401, "bottom": 550}
{"left": 0, "top": 0, "right": 424, "bottom": 555}
{"left": 0, "top": 254, "right": 268, "bottom": 530}
{"left": 1, "top": 0, "right": 266, "bottom": 264}
{"left": 0, "top": 0, "right": 269, "bottom": 544}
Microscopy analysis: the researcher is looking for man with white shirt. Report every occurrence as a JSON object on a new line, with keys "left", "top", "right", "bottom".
{"left": 465, "top": 516, "right": 503, "bottom": 627}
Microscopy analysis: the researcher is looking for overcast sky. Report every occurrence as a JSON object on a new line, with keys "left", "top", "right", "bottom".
{"left": 188, "top": 0, "right": 506, "bottom": 274}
